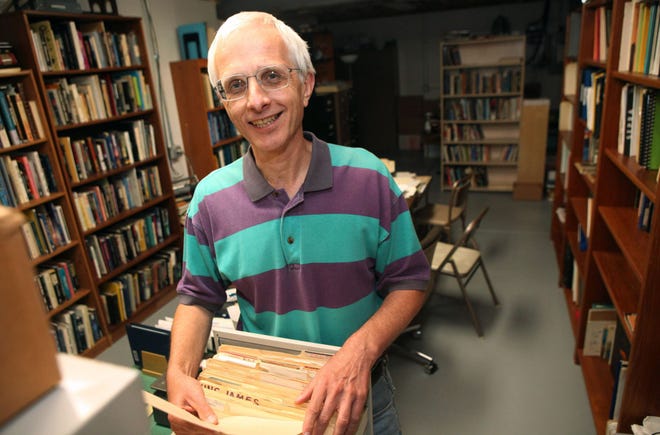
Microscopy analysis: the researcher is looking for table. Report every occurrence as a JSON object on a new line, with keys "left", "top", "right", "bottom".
{"left": 393, "top": 172, "right": 432, "bottom": 209}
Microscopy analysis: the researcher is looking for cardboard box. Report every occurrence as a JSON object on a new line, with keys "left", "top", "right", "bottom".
{"left": 512, "top": 181, "right": 545, "bottom": 201}
{"left": 515, "top": 99, "right": 550, "bottom": 201}
{"left": 0, "top": 206, "right": 60, "bottom": 425}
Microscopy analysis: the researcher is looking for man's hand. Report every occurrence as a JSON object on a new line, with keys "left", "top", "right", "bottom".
{"left": 295, "top": 343, "right": 373, "bottom": 435}
{"left": 166, "top": 368, "right": 220, "bottom": 434}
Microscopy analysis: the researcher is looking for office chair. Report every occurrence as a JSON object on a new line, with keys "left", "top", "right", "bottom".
{"left": 413, "top": 174, "right": 471, "bottom": 243}
{"left": 389, "top": 226, "right": 443, "bottom": 374}
{"left": 431, "top": 207, "right": 499, "bottom": 337}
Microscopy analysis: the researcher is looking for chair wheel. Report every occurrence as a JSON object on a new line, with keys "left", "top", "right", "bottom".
{"left": 424, "top": 362, "right": 438, "bottom": 375}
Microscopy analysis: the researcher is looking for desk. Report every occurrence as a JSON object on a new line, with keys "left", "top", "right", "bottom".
{"left": 393, "top": 173, "right": 432, "bottom": 210}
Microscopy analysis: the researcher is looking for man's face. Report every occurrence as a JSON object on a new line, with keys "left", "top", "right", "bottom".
{"left": 214, "top": 25, "right": 315, "bottom": 155}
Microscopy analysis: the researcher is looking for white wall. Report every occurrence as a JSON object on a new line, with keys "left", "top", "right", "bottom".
{"left": 115, "top": 0, "right": 221, "bottom": 182}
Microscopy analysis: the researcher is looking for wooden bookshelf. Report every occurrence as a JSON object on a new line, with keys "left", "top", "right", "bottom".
{"left": 0, "top": 69, "right": 111, "bottom": 357}
{"left": 551, "top": 10, "right": 580, "bottom": 284}
{"left": 169, "top": 58, "right": 245, "bottom": 180}
{"left": 551, "top": 1, "right": 660, "bottom": 433}
{"left": 439, "top": 35, "right": 525, "bottom": 191}
{"left": 0, "top": 10, "right": 183, "bottom": 354}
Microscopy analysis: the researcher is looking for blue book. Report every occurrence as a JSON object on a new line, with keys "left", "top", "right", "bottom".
{"left": 0, "top": 89, "right": 20, "bottom": 145}
{"left": 0, "top": 158, "right": 16, "bottom": 206}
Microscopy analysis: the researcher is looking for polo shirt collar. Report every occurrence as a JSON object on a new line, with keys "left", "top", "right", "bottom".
{"left": 242, "top": 131, "right": 333, "bottom": 202}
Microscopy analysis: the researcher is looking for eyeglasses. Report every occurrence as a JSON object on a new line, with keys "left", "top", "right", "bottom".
{"left": 216, "top": 64, "right": 301, "bottom": 101}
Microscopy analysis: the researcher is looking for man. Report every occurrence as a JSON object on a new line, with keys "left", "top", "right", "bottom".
{"left": 167, "top": 11, "right": 429, "bottom": 435}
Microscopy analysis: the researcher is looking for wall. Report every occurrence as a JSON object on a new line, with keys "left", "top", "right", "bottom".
{"left": 112, "top": 1, "right": 571, "bottom": 175}
{"left": 115, "top": 0, "right": 221, "bottom": 183}
{"left": 326, "top": 1, "right": 567, "bottom": 103}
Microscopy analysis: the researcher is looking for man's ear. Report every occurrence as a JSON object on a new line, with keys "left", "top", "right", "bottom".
{"left": 303, "top": 72, "right": 315, "bottom": 107}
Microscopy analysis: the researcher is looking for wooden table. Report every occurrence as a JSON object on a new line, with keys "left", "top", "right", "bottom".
{"left": 393, "top": 173, "right": 432, "bottom": 210}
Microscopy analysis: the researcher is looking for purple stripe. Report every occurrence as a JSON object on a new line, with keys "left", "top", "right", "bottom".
{"left": 176, "top": 268, "right": 228, "bottom": 307}
{"left": 379, "top": 252, "right": 430, "bottom": 293}
{"left": 191, "top": 181, "right": 282, "bottom": 238}
{"left": 232, "top": 260, "right": 377, "bottom": 314}
{"left": 190, "top": 165, "right": 404, "bottom": 241}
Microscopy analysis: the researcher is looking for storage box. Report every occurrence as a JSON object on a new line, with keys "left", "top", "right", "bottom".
{"left": 512, "top": 181, "right": 545, "bottom": 201}
{"left": 0, "top": 206, "right": 60, "bottom": 426}
{"left": 212, "top": 330, "right": 373, "bottom": 434}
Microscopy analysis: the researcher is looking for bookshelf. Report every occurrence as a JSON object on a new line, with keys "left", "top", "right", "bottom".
{"left": 0, "top": 68, "right": 111, "bottom": 357}
{"left": 551, "top": 1, "right": 660, "bottom": 433}
{"left": 0, "top": 10, "right": 183, "bottom": 352}
{"left": 439, "top": 35, "right": 525, "bottom": 191}
{"left": 169, "top": 58, "right": 246, "bottom": 180}
{"left": 551, "top": 9, "right": 581, "bottom": 331}
{"left": 305, "top": 81, "right": 354, "bottom": 147}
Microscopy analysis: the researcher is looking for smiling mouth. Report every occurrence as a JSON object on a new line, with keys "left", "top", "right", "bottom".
{"left": 250, "top": 113, "right": 281, "bottom": 128}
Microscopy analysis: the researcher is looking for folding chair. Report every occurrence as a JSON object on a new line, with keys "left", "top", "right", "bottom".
{"left": 431, "top": 207, "right": 499, "bottom": 337}
{"left": 413, "top": 174, "right": 470, "bottom": 242}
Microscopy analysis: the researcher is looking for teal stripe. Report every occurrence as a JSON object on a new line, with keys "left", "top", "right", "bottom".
{"left": 238, "top": 292, "right": 383, "bottom": 346}
{"left": 215, "top": 219, "right": 284, "bottom": 281}
{"left": 188, "top": 161, "right": 243, "bottom": 217}
{"left": 182, "top": 232, "right": 219, "bottom": 279}
{"left": 215, "top": 214, "right": 384, "bottom": 281}
{"left": 296, "top": 214, "right": 382, "bottom": 263}
{"left": 328, "top": 144, "right": 391, "bottom": 177}
{"left": 375, "top": 210, "right": 421, "bottom": 273}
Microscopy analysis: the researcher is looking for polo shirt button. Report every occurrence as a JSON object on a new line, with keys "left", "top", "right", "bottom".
{"left": 287, "top": 236, "right": 294, "bottom": 244}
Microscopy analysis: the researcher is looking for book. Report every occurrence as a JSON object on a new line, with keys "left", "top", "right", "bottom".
{"left": 583, "top": 306, "right": 617, "bottom": 357}
{"left": 29, "top": 20, "right": 64, "bottom": 71}
{"left": 609, "top": 359, "right": 628, "bottom": 420}
{"left": 0, "top": 89, "right": 20, "bottom": 145}
{"left": 619, "top": 1, "right": 635, "bottom": 72}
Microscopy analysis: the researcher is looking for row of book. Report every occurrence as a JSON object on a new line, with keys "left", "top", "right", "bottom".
{"left": 45, "top": 70, "right": 152, "bottom": 127}
{"left": 443, "top": 68, "right": 522, "bottom": 96}
{"left": 580, "top": 68, "right": 606, "bottom": 138}
{"left": 20, "top": 202, "right": 72, "bottom": 260}
{"left": 35, "top": 259, "right": 79, "bottom": 312}
{"left": 591, "top": 5, "right": 611, "bottom": 63}
{"left": 0, "top": 151, "right": 58, "bottom": 206}
{"left": 59, "top": 120, "right": 157, "bottom": 184}
{"left": 0, "top": 83, "right": 46, "bottom": 147}
{"left": 73, "top": 165, "right": 162, "bottom": 232}
{"left": 443, "top": 165, "right": 488, "bottom": 188}
{"left": 442, "top": 144, "right": 518, "bottom": 164}
{"left": 617, "top": 84, "right": 660, "bottom": 170}
{"left": 100, "top": 247, "right": 181, "bottom": 325}
{"left": 582, "top": 305, "right": 632, "bottom": 421}
{"left": 215, "top": 139, "right": 248, "bottom": 169}
{"left": 619, "top": 1, "right": 660, "bottom": 76}
{"left": 208, "top": 110, "right": 238, "bottom": 145}
{"left": 442, "top": 123, "right": 484, "bottom": 142}
{"left": 444, "top": 97, "right": 520, "bottom": 122}
{"left": 29, "top": 19, "right": 142, "bottom": 72}
{"left": 85, "top": 206, "right": 171, "bottom": 279}
{"left": 51, "top": 304, "right": 104, "bottom": 355}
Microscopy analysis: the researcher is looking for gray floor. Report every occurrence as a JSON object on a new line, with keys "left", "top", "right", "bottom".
{"left": 97, "top": 152, "right": 596, "bottom": 435}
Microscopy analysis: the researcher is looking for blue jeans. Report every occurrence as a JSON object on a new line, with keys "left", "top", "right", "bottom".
{"left": 371, "top": 364, "right": 402, "bottom": 435}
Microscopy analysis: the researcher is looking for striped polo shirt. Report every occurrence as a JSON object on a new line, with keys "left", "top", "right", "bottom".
{"left": 177, "top": 132, "right": 429, "bottom": 346}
